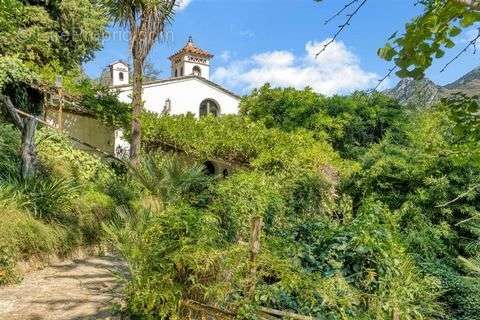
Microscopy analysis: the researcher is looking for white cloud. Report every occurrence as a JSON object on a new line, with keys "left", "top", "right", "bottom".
{"left": 212, "top": 39, "right": 379, "bottom": 95}
{"left": 177, "top": 0, "right": 192, "bottom": 11}
{"left": 239, "top": 29, "right": 255, "bottom": 38}
{"left": 220, "top": 50, "right": 231, "bottom": 62}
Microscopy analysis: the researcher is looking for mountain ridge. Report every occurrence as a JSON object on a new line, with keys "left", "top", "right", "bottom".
{"left": 385, "top": 67, "right": 480, "bottom": 105}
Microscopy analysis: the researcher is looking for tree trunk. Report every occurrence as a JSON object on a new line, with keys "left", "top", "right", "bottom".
{"left": 21, "top": 117, "right": 38, "bottom": 179}
{"left": 129, "top": 57, "right": 144, "bottom": 166}
{"left": 0, "top": 94, "right": 38, "bottom": 178}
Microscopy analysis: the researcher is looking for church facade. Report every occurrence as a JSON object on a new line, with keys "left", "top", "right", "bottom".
{"left": 44, "top": 38, "right": 241, "bottom": 157}
{"left": 109, "top": 37, "right": 241, "bottom": 118}
{"left": 105, "top": 37, "right": 242, "bottom": 156}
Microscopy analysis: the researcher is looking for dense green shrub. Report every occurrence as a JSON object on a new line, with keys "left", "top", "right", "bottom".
{"left": 253, "top": 198, "right": 442, "bottom": 319}
{"left": 141, "top": 113, "right": 351, "bottom": 176}
{"left": 104, "top": 203, "right": 242, "bottom": 320}
{"left": 36, "top": 129, "right": 114, "bottom": 185}
{"left": 0, "top": 192, "right": 59, "bottom": 256}
{"left": 9, "top": 176, "right": 80, "bottom": 221}
{"left": 240, "top": 85, "right": 407, "bottom": 159}
{"left": 75, "top": 190, "right": 115, "bottom": 244}
{"left": 108, "top": 151, "right": 444, "bottom": 319}
{"left": 131, "top": 154, "right": 213, "bottom": 206}
{"left": 347, "top": 108, "right": 480, "bottom": 319}
{"left": 209, "top": 171, "right": 285, "bottom": 242}
{"left": 0, "top": 190, "right": 60, "bottom": 284}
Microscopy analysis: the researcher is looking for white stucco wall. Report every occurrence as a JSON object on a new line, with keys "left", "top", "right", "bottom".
{"left": 171, "top": 56, "right": 211, "bottom": 79}
{"left": 116, "top": 77, "right": 240, "bottom": 117}
{"left": 111, "top": 62, "right": 129, "bottom": 86}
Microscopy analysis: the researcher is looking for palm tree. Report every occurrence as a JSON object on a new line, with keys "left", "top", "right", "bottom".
{"left": 102, "top": 0, "right": 178, "bottom": 165}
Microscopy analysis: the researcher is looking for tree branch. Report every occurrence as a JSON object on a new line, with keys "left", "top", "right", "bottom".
{"left": 316, "top": 0, "right": 368, "bottom": 57}
{"left": 436, "top": 183, "right": 480, "bottom": 208}
{"left": 324, "top": 0, "right": 361, "bottom": 25}
{"left": 440, "top": 27, "right": 480, "bottom": 73}
{"left": 0, "top": 94, "right": 25, "bottom": 130}
{"left": 373, "top": 66, "right": 398, "bottom": 91}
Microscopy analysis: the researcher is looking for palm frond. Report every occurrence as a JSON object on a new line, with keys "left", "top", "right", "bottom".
{"left": 101, "top": 0, "right": 177, "bottom": 59}
{"left": 129, "top": 153, "right": 213, "bottom": 204}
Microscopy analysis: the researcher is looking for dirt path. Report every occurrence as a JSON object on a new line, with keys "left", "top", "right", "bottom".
{"left": 0, "top": 254, "right": 127, "bottom": 320}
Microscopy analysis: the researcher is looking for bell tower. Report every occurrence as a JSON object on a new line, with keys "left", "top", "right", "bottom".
{"left": 110, "top": 60, "right": 129, "bottom": 86}
{"left": 169, "top": 36, "right": 214, "bottom": 80}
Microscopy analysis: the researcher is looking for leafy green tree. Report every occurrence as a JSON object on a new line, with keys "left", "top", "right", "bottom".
{"left": 240, "top": 84, "right": 406, "bottom": 158}
{"left": 316, "top": 0, "right": 480, "bottom": 80}
{"left": 443, "top": 93, "right": 480, "bottom": 144}
{"left": 380, "top": 0, "right": 480, "bottom": 79}
{"left": 101, "top": 0, "right": 177, "bottom": 165}
{"left": 0, "top": 0, "right": 107, "bottom": 178}
{"left": 346, "top": 108, "right": 480, "bottom": 319}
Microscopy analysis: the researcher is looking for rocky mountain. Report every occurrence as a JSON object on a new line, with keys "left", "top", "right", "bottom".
{"left": 385, "top": 67, "right": 480, "bottom": 106}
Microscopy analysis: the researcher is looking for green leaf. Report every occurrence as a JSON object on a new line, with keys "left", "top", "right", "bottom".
{"left": 461, "top": 11, "right": 480, "bottom": 27}
{"left": 435, "top": 49, "right": 445, "bottom": 59}
{"left": 444, "top": 39, "right": 455, "bottom": 48}
{"left": 395, "top": 69, "right": 411, "bottom": 78}
{"left": 388, "top": 31, "right": 398, "bottom": 41}
{"left": 449, "top": 26, "right": 462, "bottom": 37}
{"left": 378, "top": 44, "right": 396, "bottom": 61}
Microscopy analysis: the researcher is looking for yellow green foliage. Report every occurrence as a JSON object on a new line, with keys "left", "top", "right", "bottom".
{"left": 141, "top": 113, "right": 355, "bottom": 177}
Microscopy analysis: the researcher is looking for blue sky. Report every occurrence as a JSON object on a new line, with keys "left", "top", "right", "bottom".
{"left": 84, "top": 0, "right": 479, "bottom": 95}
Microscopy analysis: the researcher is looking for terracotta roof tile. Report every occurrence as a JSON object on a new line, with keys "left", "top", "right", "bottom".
{"left": 169, "top": 37, "right": 214, "bottom": 61}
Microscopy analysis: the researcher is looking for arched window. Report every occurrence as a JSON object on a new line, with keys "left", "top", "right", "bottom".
{"left": 199, "top": 99, "right": 220, "bottom": 117}
{"left": 192, "top": 66, "right": 202, "bottom": 77}
{"left": 180, "top": 67, "right": 184, "bottom": 76}
{"left": 119, "top": 72, "right": 124, "bottom": 81}
{"left": 175, "top": 69, "right": 178, "bottom": 77}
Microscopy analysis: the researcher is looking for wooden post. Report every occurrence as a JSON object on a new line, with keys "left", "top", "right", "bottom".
{"left": 247, "top": 216, "right": 263, "bottom": 298}
{"left": 58, "top": 87, "right": 63, "bottom": 131}
{"left": 55, "top": 76, "right": 63, "bottom": 131}
{"left": 392, "top": 309, "right": 400, "bottom": 320}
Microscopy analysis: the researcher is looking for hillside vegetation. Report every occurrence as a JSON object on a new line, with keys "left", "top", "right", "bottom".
{"left": 100, "top": 86, "right": 480, "bottom": 320}
{"left": 0, "top": 124, "right": 122, "bottom": 284}
{"left": 1, "top": 83, "right": 479, "bottom": 319}
{"left": 1, "top": 1, "right": 480, "bottom": 319}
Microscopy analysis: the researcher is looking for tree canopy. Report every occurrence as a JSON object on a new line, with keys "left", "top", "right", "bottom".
{"left": 0, "top": 0, "right": 108, "bottom": 177}
{"left": 240, "top": 85, "right": 407, "bottom": 158}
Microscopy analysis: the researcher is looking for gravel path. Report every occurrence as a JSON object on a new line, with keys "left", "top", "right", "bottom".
{"left": 0, "top": 254, "right": 127, "bottom": 320}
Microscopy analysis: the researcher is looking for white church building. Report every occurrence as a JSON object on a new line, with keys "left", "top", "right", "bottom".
{"left": 46, "top": 37, "right": 241, "bottom": 157}
{"left": 109, "top": 37, "right": 241, "bottom": 117}
{"left": 105, "top": 37, "right": 242, "bottom": 156}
